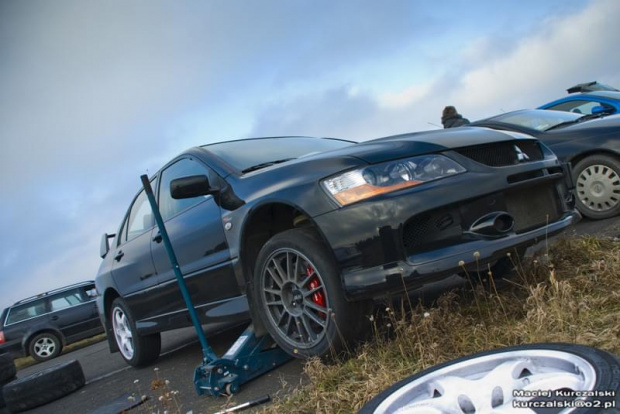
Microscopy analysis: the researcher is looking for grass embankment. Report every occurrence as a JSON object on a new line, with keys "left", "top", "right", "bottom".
{"left": 14, "top": 333, "right": 107, "bottom": 370}
{"left": 260, "top": 236, "right": 620, "bottom": 413}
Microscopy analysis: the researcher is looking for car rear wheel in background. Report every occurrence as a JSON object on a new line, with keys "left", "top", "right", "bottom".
{"left": 110, "top": 298, "right": 161, "bottom": 367}
{"left": 28, "top": 332, "right": 62, "bottom": 362}
{"left": 252, "top": 228, "right": 368, "bottom": 359}
{"left": 573, "top": 154, "right": 620, "bottom": 219}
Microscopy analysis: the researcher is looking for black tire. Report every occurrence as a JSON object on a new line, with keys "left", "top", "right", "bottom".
{"left": 110, "top": 298, "right": 161, "bottom": 367}
{"left": 28, "top": 332, "right": 62, "bottom": 362}
{"left": 0, "top": 376, "right": 16, "bottom": 409}
{"left": 490, "top": 246, "right": 527, "bottom": 280}
{"left": 3, "top": 360, "right": 85, "bottom": 413}
{"left": 573, "top": 154, "right": 620, "bottom": 219}
{"left": 0, "top": 354, "right": 16, "bottom": 383}
{"left": 360, "top": 343, "right": 620, "bottom": 414}
{"left": 252, "top": 228, "right": 366, "bottom": 359}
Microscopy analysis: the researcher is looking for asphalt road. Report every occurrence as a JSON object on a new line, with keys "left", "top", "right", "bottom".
{"left": 7, "top": 216, "right": 620, "bottom": 414}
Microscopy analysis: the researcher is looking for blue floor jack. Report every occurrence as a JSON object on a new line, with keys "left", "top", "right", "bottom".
{"left": 141, "top": 175, "right": 292, "bottom": 398}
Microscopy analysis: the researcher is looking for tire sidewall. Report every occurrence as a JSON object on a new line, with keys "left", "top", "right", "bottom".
{"left": 252, "top": 229, "right": 357, "bottom": 358}
{"left": 28, "top": 332, "right": 61, "bottom": 362}
{"left": 573, "top": 155, "right": 620, "bottom": 219}
{"left": 359, "top": 343, "right": 620, "bottom": 414}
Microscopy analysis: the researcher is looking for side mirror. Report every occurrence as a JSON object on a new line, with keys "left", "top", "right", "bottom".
{"left": 591, "top": 105, "right": 613, "bottom": 115}
{"left": 170, "top": 175, "right": 215, "bottom": 199}
{"left": 100, "top": 233, "right": 116, "bottom": 258}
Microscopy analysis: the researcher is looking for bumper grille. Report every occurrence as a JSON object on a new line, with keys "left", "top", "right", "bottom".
{"left": 456, "top": 140, "right": 543, "bottom": 167}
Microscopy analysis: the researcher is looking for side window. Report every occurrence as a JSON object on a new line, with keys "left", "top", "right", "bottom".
{"left": 126, "top": 190, "right": 154, "bottom": 242}
{"left": 6, "top": 300, "right": 48, "bottom": 324}
{"left": 50, "top": 288, "right": 85, "bottom": 312}
{"left": 158, "top": 158, "right": 213, "bottom": 221}
{"left": 118, "top": 177, "right": 157, "bottom": 245}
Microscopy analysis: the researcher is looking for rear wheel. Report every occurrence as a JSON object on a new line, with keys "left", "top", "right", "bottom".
{"left": 110, "top": 298, "right": 161, "bottom": 367}
{"left": 573, "top": 155, "right": 620, "bottom": 219}
{"left": 252, "top": 228, "right": 366, "bottom": 359}
{"left": 28, "top": 332, "right": 62, "bottom": 362}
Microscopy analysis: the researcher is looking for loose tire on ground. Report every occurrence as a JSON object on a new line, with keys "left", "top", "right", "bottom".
{"left": 110, "top": 297, "right": 161, "bottom": 367}
{"left": 28, "top": 332, "right": 62, "bottom": 362}
{"left": 359, "top": 343, "right": 620, "bottom": 414}
{"left": 573, "top": 154, "right": 620, "bottom": 220}
{"left": 0, "top": 354, "right": 16, "bottom": 383}
{"left": 252, "top": 228, "right": 368, "bottom": 359}
{"left": 2, "top": 360, "right": 85, "bottom": 413}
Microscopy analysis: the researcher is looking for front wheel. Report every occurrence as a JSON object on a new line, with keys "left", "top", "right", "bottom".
{"left": 573, "top": 155, "right": 620, "bottom": 219}
{"left": 29, "top": 332, "right": 62, "bottom": 362}
{"left": 360, "top": 343, "right": 620, "bottom": 413}
{"left": 252, "top": 228, "right": 366, "bottom": 359}
{"left": 110, "top": 298, "right": 161, "bottom": 367}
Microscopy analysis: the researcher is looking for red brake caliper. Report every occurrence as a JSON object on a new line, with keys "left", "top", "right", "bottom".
{"left": 306, "top": 264, "right": 326, "bottom": 318}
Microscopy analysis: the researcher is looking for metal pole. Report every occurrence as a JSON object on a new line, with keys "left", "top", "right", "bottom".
{"left": 140, "top": 175, "right": 217, "bottom": 362}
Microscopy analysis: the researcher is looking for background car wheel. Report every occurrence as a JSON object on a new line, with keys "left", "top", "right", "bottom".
{"left": 359, "top": 343, "right": 620, "bottom": 414}
{"left": 252, "top": 228, "right": 367, "bottom": 359}
{"left": 28, "top": 333, "right": 62, "bottom": 362}
{"left": 110, "top": 298, "right": 161, "bottom": 367}
{"left": 573, "top": 155, "right": 620, "bottom": 219}
{"left": 2, "top": 359, "right": 85, "bottom": 413}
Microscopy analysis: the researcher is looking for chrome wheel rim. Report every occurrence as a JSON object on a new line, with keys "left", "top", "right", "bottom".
{"left": 373, "top": 350, "right": 597, "bottom": 413}
{"left": 576, "top": 164, "right": 620, "bottom": 212}
{"left": 112, "top": 307, "right": 134, "bottom": 360}
{"left": 261, "top": 248, "right": 330, "bottom": 349}
{"left": 33, "top": 336, "right": 56, "bottom": 358}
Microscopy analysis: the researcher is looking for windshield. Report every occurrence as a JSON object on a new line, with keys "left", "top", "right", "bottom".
{"left": 203, "top": 137, "right": 354, "bottom": 172}
{"left": 487, "top": 110, "right": 583, "bottom": 131}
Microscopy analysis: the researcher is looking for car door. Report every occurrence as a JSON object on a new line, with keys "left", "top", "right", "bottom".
{"left": 150, "top": 157, "right": 241, "bottom": 323}
{"left": 49, "top": 287, "right": 99, "bottom": 342}
{"left": 110, "top": 183, "right": 162, "bottom": 322}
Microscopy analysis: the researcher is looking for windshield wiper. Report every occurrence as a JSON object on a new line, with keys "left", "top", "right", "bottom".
{"left": 545, "top": 112, "right": 609, "bottom": 131}
{"left": 241, "top": 158, "right": 296, "bottom": 173}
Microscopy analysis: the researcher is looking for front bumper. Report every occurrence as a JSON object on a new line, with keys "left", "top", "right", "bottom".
{"left": 339, "top": 210, "right": 579, "bottom": 299}
{"left": 314, "top": 155, "right": 578, "bottom": 300}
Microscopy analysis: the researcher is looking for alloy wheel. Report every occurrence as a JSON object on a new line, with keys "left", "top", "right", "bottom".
{"left": 260, "top": 248, "right": 330, "bottom": 349}
{"left": 33, "top": 336, "right": 57, "bottom": 359}
{"left": 112, "top": 307, "right": 135, "bottom": 360}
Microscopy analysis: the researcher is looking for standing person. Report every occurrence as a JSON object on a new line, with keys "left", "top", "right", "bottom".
{"left": 441, "top": 106, "right": 470, "bottom": 128}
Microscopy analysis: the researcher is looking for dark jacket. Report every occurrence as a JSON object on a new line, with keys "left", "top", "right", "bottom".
{"left": 442, "top": 114, "right": 470, "bottom": 128}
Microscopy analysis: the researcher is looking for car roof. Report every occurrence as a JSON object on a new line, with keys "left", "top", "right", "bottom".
{"left": 12, "top": 281, "right": 95, "bottom": 307}
{"left": 572, "top": 91, "right": 620, "bottom": 100}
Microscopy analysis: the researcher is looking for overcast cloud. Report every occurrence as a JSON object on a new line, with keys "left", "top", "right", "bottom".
{"left": 0, "top": 0, "right": 617, "bottom": 310}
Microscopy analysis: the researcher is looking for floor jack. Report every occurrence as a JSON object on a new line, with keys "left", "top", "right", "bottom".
{"left": 141, "top": 175, "right": 292, "bottom": 398}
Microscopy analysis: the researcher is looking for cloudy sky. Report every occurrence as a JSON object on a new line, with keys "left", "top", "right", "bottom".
{"left": 1, "top": 0, "right": 619, "bottom": 311}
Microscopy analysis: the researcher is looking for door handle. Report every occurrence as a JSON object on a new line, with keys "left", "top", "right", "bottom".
{"left": 114, "top": 250, "right": 124, "bottom": 261}
{"left": 51, "top": 315, "right": 59, "bottom": 321}
{"left": 152, "top": 232, "right": 162, "bottom": 243}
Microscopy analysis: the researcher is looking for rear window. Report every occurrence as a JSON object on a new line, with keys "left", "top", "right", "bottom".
{"left": 6, "top": 300, "right": 48, "bottom": 325}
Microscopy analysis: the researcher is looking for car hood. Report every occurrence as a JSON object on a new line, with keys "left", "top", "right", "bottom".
{"left": 312, "top": 126, "right": 533, "bottom": 164}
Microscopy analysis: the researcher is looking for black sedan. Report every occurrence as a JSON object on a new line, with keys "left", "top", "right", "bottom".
{"left": 96, "top": 131, "right": 578, "bottom": 365}
{"left": 471, "top": 110, "right": 620, "bottom": 219}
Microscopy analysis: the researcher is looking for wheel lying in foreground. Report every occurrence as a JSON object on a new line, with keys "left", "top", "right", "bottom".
{"left": 359, "top": 343, "right": 620, "bottom": 414}
{"left": 2, "top": 359, "right": 85, "bottom": 413}
{"left": 252, "top": 228, "right": 367, "bottom": 359}
{"left": 0, "top": 353, "right": 16, "bottom": 383}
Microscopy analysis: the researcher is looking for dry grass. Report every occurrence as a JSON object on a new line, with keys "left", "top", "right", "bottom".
{"left": 260, "top": 235, "right": 620, "bottom": 414}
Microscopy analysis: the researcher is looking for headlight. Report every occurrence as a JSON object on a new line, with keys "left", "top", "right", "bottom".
{"left": 322, "top": 155, "right": 466, "bottom": 206}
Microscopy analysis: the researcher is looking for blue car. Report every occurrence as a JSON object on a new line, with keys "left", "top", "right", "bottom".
{"left": 539, "top": 81, "right": 620, "bottom": 115}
